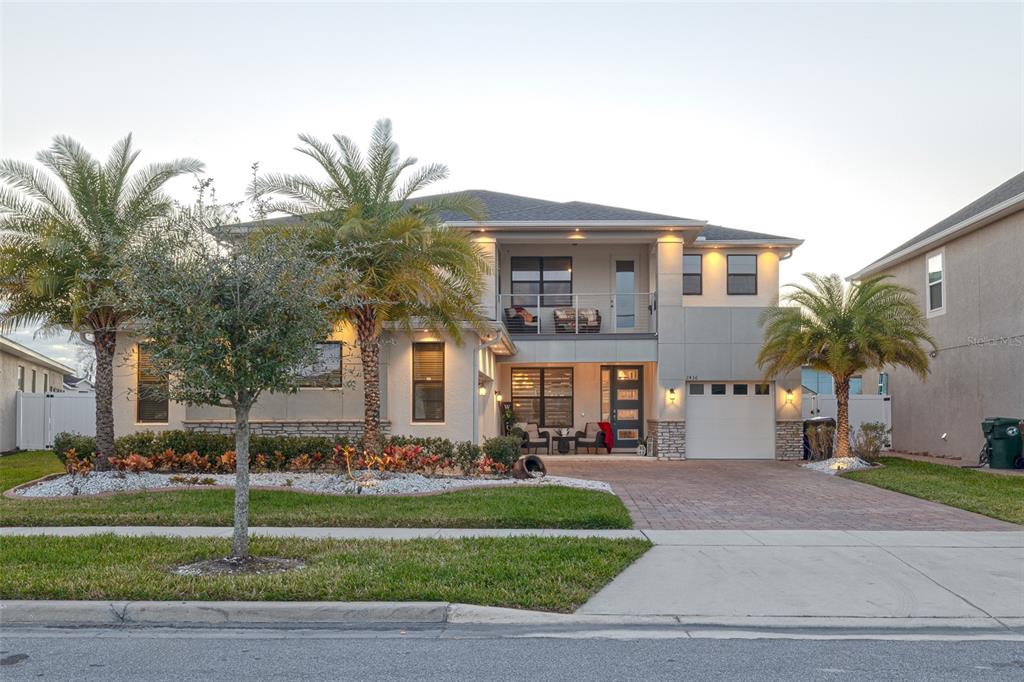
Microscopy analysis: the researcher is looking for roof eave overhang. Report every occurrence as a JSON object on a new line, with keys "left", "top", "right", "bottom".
{"left": 848, "top": 191, "right": 1024, "bottom": 281}
{"left": 446, "top": 220, "right": 706, "bottom": 230}
{"left": 0, "top": 338, "right": 74, "bottom": 375}
{"left": 692, "top": 238, "right": 804, "bottom": 248}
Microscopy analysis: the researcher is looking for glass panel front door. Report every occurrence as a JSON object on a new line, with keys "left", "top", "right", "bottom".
{"left": 603, "top": 365, "right": 643, "bottom": 449}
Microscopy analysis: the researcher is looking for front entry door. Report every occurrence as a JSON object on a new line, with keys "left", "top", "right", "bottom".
{"left": 605, "top": 366, "right": 643, "bottom": 450}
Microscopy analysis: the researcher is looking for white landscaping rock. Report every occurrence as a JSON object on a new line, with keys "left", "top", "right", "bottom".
{"left": 801, "top": 456, "right": 875, "bottom": 475}
{"left": 14, "top": 471, "right": 613, "bottom": 498}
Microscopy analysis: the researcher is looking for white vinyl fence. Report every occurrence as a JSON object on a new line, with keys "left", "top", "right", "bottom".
{"left": 16, "top": 392, "right": 95, "bottom": 450}
{"left": 803, "top": 393, "right": 892, "bottom": 435}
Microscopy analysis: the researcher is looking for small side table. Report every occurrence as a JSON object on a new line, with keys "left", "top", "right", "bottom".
{"left": 555, "top": 430, "right": 573, "bottom": 454}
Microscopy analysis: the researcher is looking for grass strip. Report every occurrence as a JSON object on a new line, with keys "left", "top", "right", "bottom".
{"left": 0, "top": 451, "right": 633, "bottom": 529}
{"left": 0, "top": 534, "right": 649, "bottom": 612}
{"left": 844, "top": 456, "right": 1024, "bottom": 525}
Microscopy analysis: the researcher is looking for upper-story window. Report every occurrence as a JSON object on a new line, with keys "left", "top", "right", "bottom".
{"left": 683, "top": 254, "right": 702, "bottom": 295}
{"left": 727, "top": 255, "right": 757, "bottom": 295}
{"left": 926, "top": 250, "right": 945, "bottom": 317}
{"left": 511, "top": 256, "right": 572, "bottom": 307}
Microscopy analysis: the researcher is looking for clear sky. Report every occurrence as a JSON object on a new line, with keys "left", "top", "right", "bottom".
{"left": 2, "top": 1, "right": 1022, "bottom": 370}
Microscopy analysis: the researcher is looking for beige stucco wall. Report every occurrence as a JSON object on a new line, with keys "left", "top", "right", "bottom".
{"left": 682, "top": 249, "right": 782, "bottom": 308}
{"left": 873, "top": 210, "right": 1024, "bottom": 458}
{"left": 1, "top": 351, "right": 67, "bottom": 452}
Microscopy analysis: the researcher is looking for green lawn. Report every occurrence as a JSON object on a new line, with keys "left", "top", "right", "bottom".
{"left": 0, "top": 534, "right": 649, "bottom": 611}
{"left": 0, "top": 450, "right": 632, "bottom": 529}
{"left": 844, "top": 456, "right": 1024, "bottom": 525}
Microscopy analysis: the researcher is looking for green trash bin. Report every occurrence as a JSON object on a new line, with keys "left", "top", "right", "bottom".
{"left": 982, "top": 417, "right": 1023, "bottom": 469}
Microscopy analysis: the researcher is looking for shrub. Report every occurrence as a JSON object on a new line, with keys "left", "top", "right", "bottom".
{"left": 482, "top": 436, "right": 521, "bottom": 474}
{"left": 453, "top": 441, "right": 483, "bottom": 475}
{"left": 851, "top": 421, "right": 891, "bottom": 462}
{"left": 805, "top": 422, "right": 835, "bottom": 461}
{"left": 53, "top": 433, "right": 97, "bottom": 462}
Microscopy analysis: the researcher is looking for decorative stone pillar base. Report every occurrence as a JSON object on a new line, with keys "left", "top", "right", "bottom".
{"left": 648, "top": 419, "right": 686, "bottom": 459}
{"left": 775, "top": 420, "right": 803, "bottom": 460}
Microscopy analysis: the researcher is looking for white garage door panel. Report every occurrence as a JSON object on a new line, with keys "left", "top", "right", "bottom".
{"left": 686, "top": 383, "right": 774, "bottom": 459}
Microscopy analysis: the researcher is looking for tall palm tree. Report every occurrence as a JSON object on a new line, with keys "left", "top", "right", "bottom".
{"left": 251, "top": 119, "right": 488, "bottom": 452}
{"left": 0, "top": 135, "right": 203, "bottom": 468}
{"left": 758, "top": 273, "right": 935, "bottom": 457}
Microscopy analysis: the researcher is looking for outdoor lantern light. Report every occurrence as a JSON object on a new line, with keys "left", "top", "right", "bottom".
{"left": 478, "top": 385, "right": 487, "bottom": 396}
{"left": 495, "top": 391, "right": 503, "bottom": 402}
{"left": 785, "top": 389, "right": 794, "bottom": 404}
{"left": 668, "top": 388, "right": 677, "bottom": 403}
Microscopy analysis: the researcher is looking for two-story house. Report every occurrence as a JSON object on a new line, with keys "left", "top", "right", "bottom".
{"left": 110, "top": 190, "right": 804, "bottom": 459}
{"left": 850, "top": 172, "right": 1024, "bottom": 460}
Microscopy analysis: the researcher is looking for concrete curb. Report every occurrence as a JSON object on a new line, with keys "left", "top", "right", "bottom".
{"left": 3, "top": 601, "right": 1023, "bottom": 638}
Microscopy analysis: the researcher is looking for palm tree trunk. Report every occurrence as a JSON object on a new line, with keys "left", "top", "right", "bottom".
{"left": 834, "top": 377, "right": 851, "bottom": 457}
{"left": 356, "top": 312, "right": 381, "bottom": 454}
{"left": 232, "top": 402, "right": 251, "bottom": 559}
{"left": 92, "top": 329, "right": 117, "bottom": 471}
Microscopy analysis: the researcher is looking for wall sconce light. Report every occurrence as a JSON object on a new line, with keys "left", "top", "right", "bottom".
{"left": 668, "top": 387, "right": 677, "bottom": 403}
{"left": 478, "top": 385, "right": 487, "bottom": 396}
{"left": 785, "top": 389, "right": 794, "bottom": 404}
{"left": 495, "top": 391, "right": 503, "bottom": 402}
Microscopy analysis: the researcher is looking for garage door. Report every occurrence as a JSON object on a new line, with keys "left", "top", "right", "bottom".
{"left": 685, "top": 382, "right": 775, "bottom": 459}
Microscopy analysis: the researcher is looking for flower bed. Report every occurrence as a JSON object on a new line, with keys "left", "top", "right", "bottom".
{"left": 12, "top": 470, "right": 613, "bottom": 498}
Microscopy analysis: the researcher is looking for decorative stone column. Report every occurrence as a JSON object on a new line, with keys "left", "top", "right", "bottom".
{"left": 775, "top": 421, "right": 803, "bottom": 460}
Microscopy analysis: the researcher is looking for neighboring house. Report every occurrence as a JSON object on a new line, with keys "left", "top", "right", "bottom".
{"left": 63, "top": 375, "right": 96, "bottom": 393}
{"left": 850, "top": 172, "right": 1024, "bottom": 460}
{"left": 111, "top": 190, "right": 804, "bottom": 459}
{"left": 0, "top": 335, "right": 73, "bottom": 452}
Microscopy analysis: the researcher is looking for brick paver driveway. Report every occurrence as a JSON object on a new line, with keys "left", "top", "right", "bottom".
{"left": 544, "top": 459, "right": 1018, "bottom": 530}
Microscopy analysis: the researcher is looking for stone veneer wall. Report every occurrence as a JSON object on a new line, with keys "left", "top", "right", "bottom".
{"left": 775, "top": 420, "right": 803, "bottom": 460}
{"left": 182, "top": 420, "right": 390, "bottom": 440}
{"left": 648, "top": 419, "right": 686, "bottom": 459}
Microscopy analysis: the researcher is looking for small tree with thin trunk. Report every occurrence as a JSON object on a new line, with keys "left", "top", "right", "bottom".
{"left": 758, "top": 273, "right": 935, "bottom": 458}
{"left": 128, "top": 199, "right": 331, "bottom": 559}
{"left": 0, "top": 135, "right": 203, "bottom": 469}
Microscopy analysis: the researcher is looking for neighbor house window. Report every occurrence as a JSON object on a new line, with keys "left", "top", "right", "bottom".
{"left": 30, "top": 369, "right": 36, "bottom": 393}
{"left": 511, "top": 367, "right": 573, "bottom": 428}
{"left": 801, "top": 368, "right": 833, "bottom": 395}
{"left": 727, "top": 255, "right": 758, "bottom": 295}
{"left": 17, "top": 365, "right": 24, "bottom": 391}
{"left": 878, "top": 372, "right": 889, "bottom": 395}
{"left": 42, "top": 374, "right": 48, "bottom": 393}
{"left": 511, "top": 256, "right": 572, "bottom": 307}
{"left": 412, "top": 342, "right": 445, "bottom": 422}
{"left": 926, "top": 250, "right": 945, "bottom": 316}
{"left": 296, "top": 342, "right": 342, "bottom": 387}
{"left": 850, "top": 376, "right": 863, "bottom": 395}
{"left": 683, "top": 254, "right": 703, "bottom": 295}
{"left": 137, "top": 344, "right": 169, "bottom": 423}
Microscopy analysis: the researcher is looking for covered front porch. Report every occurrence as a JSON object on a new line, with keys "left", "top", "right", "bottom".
{"left": 495, "top": 361, "right": 658, "bottom": 455}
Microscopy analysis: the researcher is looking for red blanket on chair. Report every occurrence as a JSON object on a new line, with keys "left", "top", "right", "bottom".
{"left": 597, "top": 422, "right": 614, "bottom": 453}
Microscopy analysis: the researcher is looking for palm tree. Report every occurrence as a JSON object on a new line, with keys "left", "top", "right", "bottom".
{"left": 251, "top": 119, "right": 488, "bottom": 452}
{"left": 758, "top": 273, "right": 935, "bottom": 457}
{"left": 0, "top": 135, "right": 203, "bottom": 468}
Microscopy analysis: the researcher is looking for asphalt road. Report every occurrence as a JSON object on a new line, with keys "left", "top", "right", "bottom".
{"left": 2, "top": 625, "right": 1024, "bottom": 681}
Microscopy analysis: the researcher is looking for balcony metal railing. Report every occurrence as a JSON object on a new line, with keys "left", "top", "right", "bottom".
{"left": 498, "top": 292, "right": 656, "bottom": 335}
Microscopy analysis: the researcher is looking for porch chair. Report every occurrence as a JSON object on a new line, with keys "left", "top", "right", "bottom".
{"left": 552, "top": 307, "right": 602, "bottom": 333}
{"left": 504, "top": 306, "right": 539, "bottom": 334}
{"left": 574, "top": 422, "right": 606, "bottom": 453}
{"left": 514, "top": 422, "right": 551, "bottom": 454}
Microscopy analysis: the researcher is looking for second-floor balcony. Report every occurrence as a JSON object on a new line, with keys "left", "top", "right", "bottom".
{"left": 498, "top": 292, "right": 656, "bottom": 336}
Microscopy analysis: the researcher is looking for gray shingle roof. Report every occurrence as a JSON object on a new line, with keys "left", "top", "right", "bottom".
{"left": 229, "top": 189, "right": 801, "bottom": 242}
{"left": 866, "top": 171, "right": 1024, "bottom": 268}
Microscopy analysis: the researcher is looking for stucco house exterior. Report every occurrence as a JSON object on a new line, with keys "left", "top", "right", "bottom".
{"left": 111, "top": 190, "right": 805, "bottom": 459}
{"left": 850, "top": 171, "right": 1024, "bottom": 460}
{"left": 1, "top": 335, "right": 73, "bottom": 452}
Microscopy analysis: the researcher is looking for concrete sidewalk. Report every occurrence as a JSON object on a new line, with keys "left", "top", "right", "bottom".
{"left": 580, "top": 530, "right": 1024, "bottom": 622}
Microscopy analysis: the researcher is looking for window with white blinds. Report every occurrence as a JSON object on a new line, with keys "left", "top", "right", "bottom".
{"left": 137, "top": 344, "right": 169, "bottom": 423}
{"left": 511, "top": 367, "right": 573, "bottom": 428}
{"left": 412, "top": 342, "right": 444, "bottom": 422}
